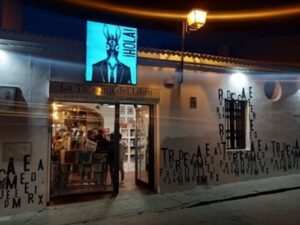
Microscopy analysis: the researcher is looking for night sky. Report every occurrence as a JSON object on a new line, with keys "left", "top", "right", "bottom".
{"left": 22, "top": 1, "right": 300, "bottom": 55}
{"left": 22, "top": 4, "right": 183, "bottom": 52}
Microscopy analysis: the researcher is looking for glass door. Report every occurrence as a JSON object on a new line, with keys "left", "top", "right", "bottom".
{"left": 135, "top": 105, "right": 150, "bottom": 185}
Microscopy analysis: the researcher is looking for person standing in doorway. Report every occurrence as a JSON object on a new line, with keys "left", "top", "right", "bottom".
{"left": 106, "top": 133, "right": 115, "bottom": 185}
{"left": 94, "top": 129, "right": 109, "bottom": 153}
{"left": 119, "top": 133, "right": 126, "bottom": 184}
{"left": 106, "top": 133, "right": 126, "bottom": 185}
{"left": 93, "top": 129, "right": 109, "bottom": 186}
{"left": 81, "top": 130, "right": 97, "bottom": 184}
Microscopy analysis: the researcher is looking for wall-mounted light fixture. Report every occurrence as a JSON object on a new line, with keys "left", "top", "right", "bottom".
{"left": 164, "top": 77, "right": 176, "bottom": 88}
{"left": 187, "top": 9, "right": 207, "bottom": 31}
{"left": 0, "top": 49, "right": 7, "bottom": 62}
{"left": 230, "top": 72, "right": 247, "bottom": 87}
{"left": 179, "top": 8, "right": 207, "bottom": 83}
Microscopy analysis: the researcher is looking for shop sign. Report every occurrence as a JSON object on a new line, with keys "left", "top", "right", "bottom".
{"left": 85, "top": 21, "right": 137, "bottom": 85}
{"left": 50, "top": 81, "right": 159, "bottom": 103}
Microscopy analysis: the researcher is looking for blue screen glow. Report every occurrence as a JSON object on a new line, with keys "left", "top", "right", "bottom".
{"left": 86, "top": 21, "right": 137, "bottom": 85}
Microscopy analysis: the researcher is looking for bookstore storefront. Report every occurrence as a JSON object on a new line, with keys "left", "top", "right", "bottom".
{"left": 47, "top": 20, "right": 158, "bottom": 199}
{"left": 49, "top": 82, "right": 159, "bottom": 199}
{"left": 0, "top": 19, "right": 164, "bottom": 216}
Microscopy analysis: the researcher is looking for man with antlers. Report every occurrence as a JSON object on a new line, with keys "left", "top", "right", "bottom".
{"left": 92, "top": 24, "right": 132, "bottom": 85}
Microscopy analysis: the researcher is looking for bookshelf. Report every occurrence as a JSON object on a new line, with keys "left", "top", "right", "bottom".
{"left": 120, "top": 105, "right": 137, "bottom": 172}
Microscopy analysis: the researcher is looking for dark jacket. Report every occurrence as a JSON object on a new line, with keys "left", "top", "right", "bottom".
{"left": 94, "top": 135, "right": 109, "bottom": 153}
{"left": 92, "top": 59, "right": 132, "bottom": 84}
{"left": 107, "top": 142, "right": 114, "bottom": 166}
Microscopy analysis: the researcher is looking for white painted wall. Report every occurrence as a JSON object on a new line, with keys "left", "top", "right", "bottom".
{"left": 155, "top": 68, "right": 300, "bottom": 192}
{"left": 122, "top": 61, "right": 300, "bottom": 192}
{"left": 0, "top": 50, "right": 50, "bottom": 216}
{"left": 1, "top": 45, "right": 299, "bottom": 215}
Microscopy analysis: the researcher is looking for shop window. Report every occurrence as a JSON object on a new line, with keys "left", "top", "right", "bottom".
{"left": 225, "top": 99, "right": 247, "bottom": 150}
{"left": 50, "top": 102, "right": 115, "bottom": 197}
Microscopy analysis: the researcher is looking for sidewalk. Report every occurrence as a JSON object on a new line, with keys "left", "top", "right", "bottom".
{"left": 2, "top": 174, "right": 300, "bottom": 225}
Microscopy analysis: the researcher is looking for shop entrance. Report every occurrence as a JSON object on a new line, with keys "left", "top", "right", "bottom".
{"left": 50, "top": 102, "right": 154, "bottom": 202}
{"left": 119, "top": 104, "right": 154, "bottom": 193}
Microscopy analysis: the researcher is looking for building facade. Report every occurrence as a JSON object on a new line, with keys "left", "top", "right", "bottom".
{"left": 0, "top": 30, "right": 300, "bottom": 216}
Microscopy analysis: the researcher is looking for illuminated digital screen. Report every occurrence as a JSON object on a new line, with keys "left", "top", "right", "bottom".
{"left": 86, "top": 21, "right": 137, "bottom": 85}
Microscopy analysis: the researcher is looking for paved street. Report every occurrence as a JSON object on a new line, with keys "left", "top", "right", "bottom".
{"left": 86, "top": 189, "right": 300, "bottom": 225}
{"left": 1, "top": 174, "right": 300, "bottom": 225}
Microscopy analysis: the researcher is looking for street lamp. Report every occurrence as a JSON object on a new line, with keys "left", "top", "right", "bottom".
{"left": 179, "top": 8, "right": 207, "bottom": 83}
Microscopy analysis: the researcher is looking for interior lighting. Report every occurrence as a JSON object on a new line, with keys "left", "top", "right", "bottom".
{"left": 52, "top": 103, "right": 58, "bottom": 111}
{"left": 95, "top": 87, "right": 103, "bottom": 96}
{"left": 52, "top": 112, "right": 59, "bottom": 120}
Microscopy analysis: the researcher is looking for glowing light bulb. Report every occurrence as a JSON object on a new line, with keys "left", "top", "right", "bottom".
{"left": 230, "top": 72, "right": 247, "bottom": 87}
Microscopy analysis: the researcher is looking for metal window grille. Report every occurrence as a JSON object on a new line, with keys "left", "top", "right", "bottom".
{"left": 225, "top": 99, "right": 247, "bottom": 149}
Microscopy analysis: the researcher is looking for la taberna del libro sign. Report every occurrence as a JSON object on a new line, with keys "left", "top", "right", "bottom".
{"left": 85, "top": 20, "right": 138, "bottom": 85}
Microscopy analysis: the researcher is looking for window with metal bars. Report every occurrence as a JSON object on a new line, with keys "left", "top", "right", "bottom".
{"left": 225, "top": 99, "right": 247, "bottom": 149}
